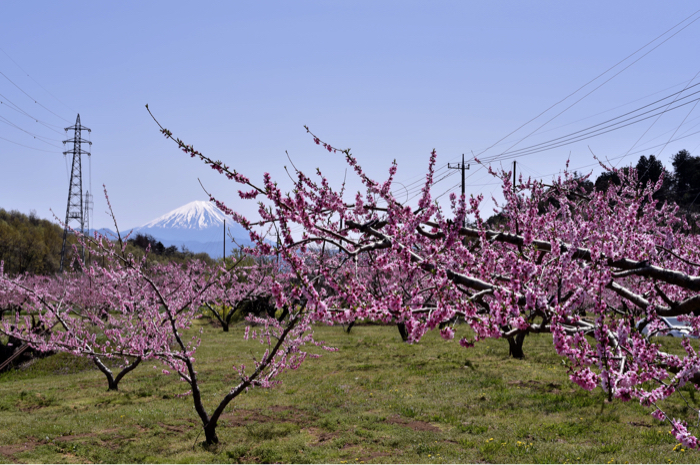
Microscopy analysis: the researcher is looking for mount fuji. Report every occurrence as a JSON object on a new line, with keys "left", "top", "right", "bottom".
{"left": 128, "top": 201, "right": 252, "bottom": 257}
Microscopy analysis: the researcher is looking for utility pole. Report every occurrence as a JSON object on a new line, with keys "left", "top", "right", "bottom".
{"left": 223, "top": 219, "right": 226, "bottom": 264}
{"left": 513, "top": 160, "right": 516, "bottom": 189}
{"left": 447, "top": 154, "right": 470, "bottom": 226}
{"left": 60, "top": 114, "right": 92, "bottom": 272}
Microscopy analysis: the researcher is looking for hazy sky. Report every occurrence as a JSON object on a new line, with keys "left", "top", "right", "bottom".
{"left": 2, "top": 1, "right": 700, "bottom": 230}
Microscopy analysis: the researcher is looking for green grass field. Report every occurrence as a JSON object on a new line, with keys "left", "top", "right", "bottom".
{"left": 0, "top": 320, "right": 698, "bottom": 463}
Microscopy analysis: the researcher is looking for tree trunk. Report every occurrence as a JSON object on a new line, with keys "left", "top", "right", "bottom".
{"left": 507, "top": 333, "right": 527, "bottom": 359}
{"left": 344, "top": 320, "right": 355, "bottom": 334}
{"left": 92, "top": 356, "right": 142, "bottom": 391}
{"left": 397, "top": 322, "right": 409, "bottom": 342}
{"left": 113, "top": 357, "right": 142, "bottom": 389}
{"left": 205, "top": 303, "right": 229, "bottom": 333}
{"left": 204, "top": 423, "right": 219, "bottom": 444}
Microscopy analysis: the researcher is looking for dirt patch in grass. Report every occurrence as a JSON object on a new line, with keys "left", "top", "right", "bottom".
{"left": 0, "top": 437, "right": 46, "bottom": 462}
{"left": 221, "top": 405, "right": 315, "bottom": 428}
{"left": 341, "top": 446, "right": 395, "bottom": 463}
{"left": 269, "top": 405, "right": 313, "bottom": 423}
{"left": 55, "top": 428, "right": 120, "bottom": 441}
{"left": 363, "top": 451, "right": 394, "bottom": 462}
{"left": 628, "top": 421, "right": 653, "bottom": 428}
{"left": 317, "top": 431, "right": 339, "bottom": 443}
{"left": 221, "top": 408, "right": 272, "bottom": 427}
{"left": 50, "top": 428, "right": 123, "bottom": 451}
{"left": 385, "top": 415, "right": 440, "bottom": 432}
{"left": 0, "top": 445, "right": 27, "bottom": 463}
{"left": 305, "top": 426, "right": 341, "bottom": 445}
{"left": 507, "top": 379, "right": 563, "bottom": 393}
{"left": 157, "top": 422, "right": 193, "bottom": 434}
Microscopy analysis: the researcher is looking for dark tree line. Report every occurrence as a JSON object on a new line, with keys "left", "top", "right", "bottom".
{"left": 126, "top": 233, "right": 215, "bottom": 266}
{"left": 595, "top": 149, "right": 700, "bottom": 213}
{"left": 127, "top": 233, "right": 179, "bottom": 257}
{"left": 0, "top": 210, "right": 215, "bottom": 277}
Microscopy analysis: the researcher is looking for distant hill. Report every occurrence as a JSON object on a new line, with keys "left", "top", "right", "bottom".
{"left": 0, "top": 209, "right": 73, "bottom": 275}
{"left": 86, "top": 228, "right": 118, "bottom": 240}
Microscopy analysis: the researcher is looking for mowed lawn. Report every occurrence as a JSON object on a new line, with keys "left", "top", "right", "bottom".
{"left": 0, "top": 321, "right": 698, "bottom": 463}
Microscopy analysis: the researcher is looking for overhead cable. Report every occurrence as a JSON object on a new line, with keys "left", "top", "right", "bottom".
{"left": 476, "top": 9, "right": 700, "bottom": 160}
{"left": 0, "top": 69, "right": 70, "bottom": 123}
{"left": 0, "top": 47, "right": 77, "bottom": 114}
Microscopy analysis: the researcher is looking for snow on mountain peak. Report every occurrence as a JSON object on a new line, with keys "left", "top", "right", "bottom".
{"left": 139, "top": 200, "right": 227, "bottom": 230}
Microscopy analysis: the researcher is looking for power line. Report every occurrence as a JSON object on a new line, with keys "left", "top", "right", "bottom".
{"left": 605, "top": 113, "right": 700, "bottom": 167}
{"left": 513, "top": 128, "right": 700, "bottom": 181}
{"left": 0, "top": 47, "right": 77, "bottom": 114}
{"left": 389, "top": 12, "right": 700, "bottom": 206}
{"left": 479, "top": 94, "right": 700, "bottom": 162}
{"left": 391, "top": 165, "right": 452, "bottom": 198}
{"left": 494, "top": 15, "right": 700, "bottom": 161}
{"left": 528, "top": 80, "right": 699, "bottom": 138}
{"left": 0, "top": 135, "right": 59, "bottom": 153}
{"left": 0, "top": 68, "right": 71, "bottom": 123}
{"left": 431, "top": 79, "right": 700, "bottom": 172}
{"left": 618, "top": 70, "right": 700, "bottom": 164}
{"left": 690, "top": 140, "right": 700, "bottom": 156}
{"left": 402, "top": 170, "right": 460, "bottom": 202}
{"left": 394, "top": 79, "right": 700, "bottom": 194}
{"left": 0, "top": 114, "right": 63, "bottom": 147}
{"left": 436, "top": 127, "right": 700, "bottom": 204}
{"left": 657, "top": 91, "right": 700, "bottom": 159}
{"left": 393, "top": 161, "right": 453, "bottom": 194}
{"left": 475, "top": 9, "right": 700, "bottom": 160}
{"left": 0, "top": 92, "right": 65, "bottom": 133}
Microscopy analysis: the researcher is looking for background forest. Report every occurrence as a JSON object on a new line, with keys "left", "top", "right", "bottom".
{"left": 0, "top": 211, "right": 214, "bottom": 276}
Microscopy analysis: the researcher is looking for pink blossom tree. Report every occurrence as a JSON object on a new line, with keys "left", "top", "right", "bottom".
{"left": 0, "top": 269, "right": 145, "bottom": 389}
{"left": 148, "top": 106, "right": 700, "bottom": 448}
{"left": 100, "top": 236, "right": 333, "bottom": 445}
{"left": 57, "top": 189, "right": 335, "bottom": 445}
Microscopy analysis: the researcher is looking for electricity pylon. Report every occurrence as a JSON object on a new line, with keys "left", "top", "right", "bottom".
{"left": 60, "top": 114, "right": 91, "bottom": 272}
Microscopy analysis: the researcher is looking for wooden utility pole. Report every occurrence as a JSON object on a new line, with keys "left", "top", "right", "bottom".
{"left": 447, "top": 154, "right": 470, "bottom": 227}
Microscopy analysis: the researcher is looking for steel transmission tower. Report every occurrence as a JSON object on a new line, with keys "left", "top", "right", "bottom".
{"left": 60, "top": 114, "right": 92, "bottom": 272}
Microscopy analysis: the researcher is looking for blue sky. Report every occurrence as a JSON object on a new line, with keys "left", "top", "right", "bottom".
{"left": 2, "top": 1, "right": 700, "bottom": 230}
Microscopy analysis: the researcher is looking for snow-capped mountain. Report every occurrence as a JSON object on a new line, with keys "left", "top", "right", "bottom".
{"left": 140, "top": 201, "right": 226, "bottom": 232}
{"left": 128, "top": 201, "right": 252, "bottom": 257}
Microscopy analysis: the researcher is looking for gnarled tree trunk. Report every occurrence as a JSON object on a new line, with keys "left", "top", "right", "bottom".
{"left": 92, "top": 356, "right": 142, "bottom": 391}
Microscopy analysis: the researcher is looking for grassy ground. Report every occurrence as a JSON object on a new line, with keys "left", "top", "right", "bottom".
{"left": 0, "top": 320, "right": 698, "bottom": 463}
